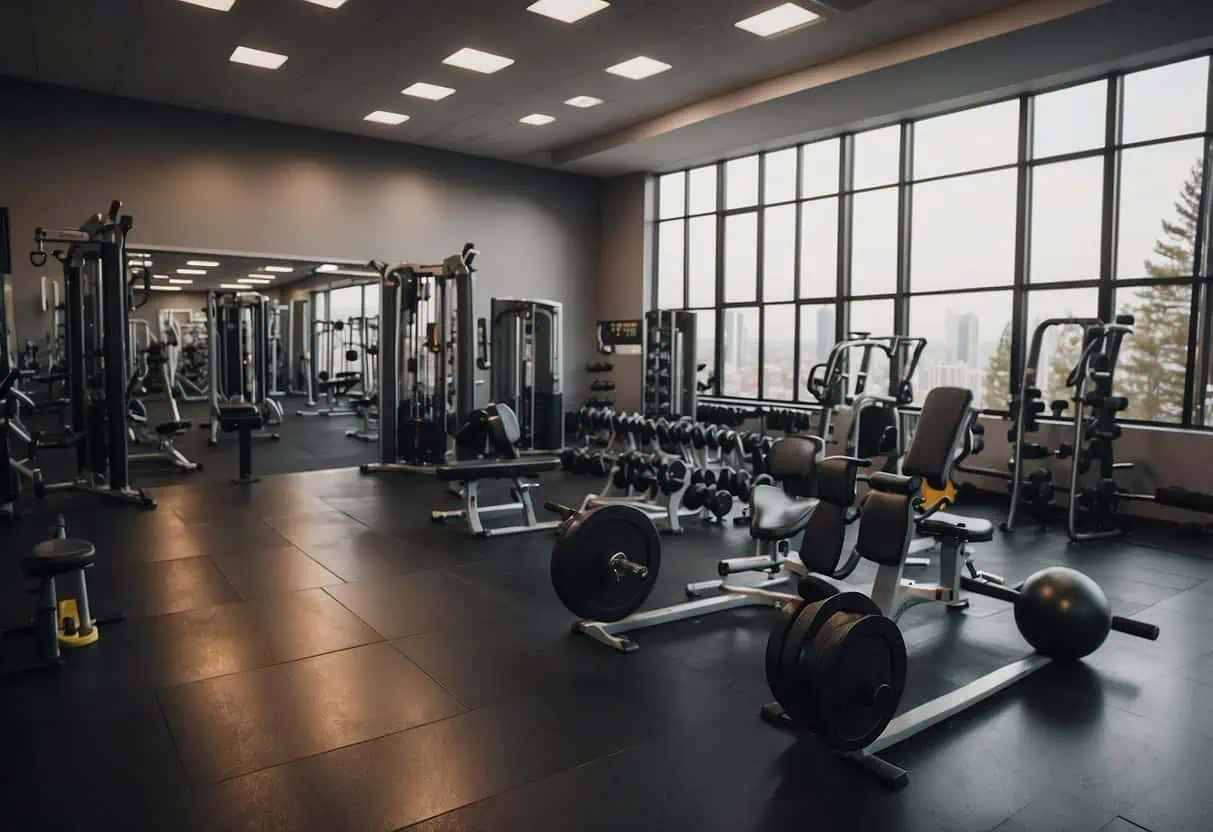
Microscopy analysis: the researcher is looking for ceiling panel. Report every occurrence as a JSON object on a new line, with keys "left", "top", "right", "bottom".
{"left": 2, "top": 0, "right": 1053, "bottom": 174}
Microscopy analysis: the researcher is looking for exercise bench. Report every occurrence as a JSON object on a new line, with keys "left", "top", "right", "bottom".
{"left": 431, "top": 403, "right": 561, "bottom": 538}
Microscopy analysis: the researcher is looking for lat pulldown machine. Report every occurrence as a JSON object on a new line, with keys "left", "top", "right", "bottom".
{"left": 486, "top": 297, "right": 564, "bottom": 451}
{"left": 361, "top": 244, "right": 478, "bottom": 474}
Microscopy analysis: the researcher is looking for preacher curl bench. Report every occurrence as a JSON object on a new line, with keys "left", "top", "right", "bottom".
{"left": 431, "top": 403, "right": 562, "bottom": 538}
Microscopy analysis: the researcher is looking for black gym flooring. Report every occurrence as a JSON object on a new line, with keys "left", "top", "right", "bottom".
{"left": 1, "top": 453, "right": 1211, "bottom": 830}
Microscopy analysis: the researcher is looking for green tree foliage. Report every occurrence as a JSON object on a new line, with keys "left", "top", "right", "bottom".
{"left": 1118, "top": 160, "right": 1203, "bottom": 422}
{"left": 1046, "top": 324, "right": 1086, "bottom": 406}
{"left": 983, "top": 322, "right": 1013, "bottom": 410}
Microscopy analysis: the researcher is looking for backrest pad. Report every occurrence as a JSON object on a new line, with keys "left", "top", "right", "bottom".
{"left": 901, "top": 387, "right": 972, "bottom": 489}
{"left": 487, "top": 403, "right": 521, "bottom": 459}
{"left": 766, "top": 435, "right": 823, "bottom": 498}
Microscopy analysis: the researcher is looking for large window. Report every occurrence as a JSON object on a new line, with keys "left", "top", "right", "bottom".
{"left": 653, "top": 53, "right": 1213, "bottom": 426}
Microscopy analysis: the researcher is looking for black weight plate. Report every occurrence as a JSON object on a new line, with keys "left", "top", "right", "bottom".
{"left": 778, "top": 591, "right": 883, "bottom": 731}
{"left": 765, "top": 599, "right": 805, "bottom": 714}
{"left": 551, "top": 503, "right": 662, "bottom": 623}
{"left": 804, "top": 612, "right": 906, "bottom": 752}
{"left": 796, "top": 575, "right": 839, "bottom": 603}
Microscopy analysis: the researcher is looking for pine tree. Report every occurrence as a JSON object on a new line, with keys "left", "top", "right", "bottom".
{"left": 1047, "top": 325, "right": 1086, "bottom": 406}
{"left": 983, "top": 322, "right": 1013, "bottom": 410}
{"left": 1118, "top": 160, "right": 1203, "bottom": 421}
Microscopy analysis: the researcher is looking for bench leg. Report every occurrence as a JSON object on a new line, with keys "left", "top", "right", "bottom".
{"left": 234, "top": 428, "right": 260, "bottom": 484}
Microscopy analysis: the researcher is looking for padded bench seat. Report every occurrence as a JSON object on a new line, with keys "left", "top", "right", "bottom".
{"left": 917, "top": 511, "right": 995, "bottom": 543}
{"left": 750, "top": 485, "right": 820, "bottom": 541}
{"left": 436, "top": 457, "right": 560, "bottom": 481}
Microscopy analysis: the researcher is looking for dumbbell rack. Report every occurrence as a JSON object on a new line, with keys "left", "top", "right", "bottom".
{"left": 585, "top": 360, "right": 615, "bottom": 410}
{"left": 643, "top": 310, "right": 697, "bottom": 420}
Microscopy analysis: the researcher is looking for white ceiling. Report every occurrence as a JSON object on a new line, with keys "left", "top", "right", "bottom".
{"left": 0, "top": 0, "right": 1026, "bottom": 173}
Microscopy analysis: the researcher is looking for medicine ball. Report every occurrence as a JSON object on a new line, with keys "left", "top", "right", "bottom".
{"left": 1014, "top": 566, "right": 1112, "bottom": 660}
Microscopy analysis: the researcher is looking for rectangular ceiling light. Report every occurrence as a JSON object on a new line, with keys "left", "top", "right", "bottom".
{"left": 402, "top": 82, "right": 456, "bottom": 101}
{"left": 168, "top": 278, "right": 194, "bottom": 285}
{"left": 520, "top": 113, "right": 555, "bottom": 126}
{"left": 179, "top": 0, "right": 236, "bottom": 10}
{"left": 565, "top": 95, "right": 603, "bottom": 108}
{"left": 186, "top": 260, "right": 220, "bottom": 268}
{"left": 301, "top": 0, "right": 349, "bottom": 7}
{"left": 151, "top": 285, "right": 184, "bottom": 292}
{"left": 443, "top": 47, "right": 514, "bottom": 74}
{"left": 177, "top": 268, "right": 207, "bottom": 275}
{"left": 736, "top": 3, "right": 820, "bottom": 37}
{"left": 154, "top": 274, "right": 171, "bottom": 280}
{"left": 526, "top": 0, "right": 609, "bottom": 23}
{"left": 230, "top": 46, "right": 289, "bottom": 70}
{"left": 248, "top": 273, "right": 275, "bottom": 279}
{"left": 606, "top": 56, "right": 671, "bottom": 80}
{"left": 365, "top": 110, "right": 409, "bottom": 125}
{"left": 219, "top": 283, "right": 249, "bottom": 290}
{"left": 262, "top": 265, "right": 294, "bottom": 273}
{"left": 317, "top": 264, "right": 340, "bottom": 273}
{"left": 240, "top": 278, "right": 274, "bottom": 284}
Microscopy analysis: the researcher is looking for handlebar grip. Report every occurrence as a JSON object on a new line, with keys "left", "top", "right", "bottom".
{"left": 544, "top": 501, "right": 577, "bottom": 521}
{"left": 1111, "top": 615, "right": 1159, "bottom": 641}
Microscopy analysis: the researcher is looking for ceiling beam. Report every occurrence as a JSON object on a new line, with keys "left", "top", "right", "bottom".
{"left": 550, "top": 0, "right": 1108, "bottom": 167}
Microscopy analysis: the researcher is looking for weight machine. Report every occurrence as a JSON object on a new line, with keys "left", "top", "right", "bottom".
{"left": 206, "top": 290, "right": 284, "bottom": 446}
{"left": 643, "top": 310, "right": 697, "bottom": 418}
{"left": 27, "top": 201, "right": 155, "bottom": 509}
{"left": 486, "top": 297, "right": 563, "bottom": 451}
{"left": 361, "top": 244, "right": 478, "bottom": 474}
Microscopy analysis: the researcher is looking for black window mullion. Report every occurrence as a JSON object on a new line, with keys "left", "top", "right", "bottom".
{"left": 757, "top": 154, "right": 766, "bottom": 398}
{"left": 1192, "top": 62, "right": 1213, "bottom": 425}
{"left": 1098, "top": 74, "right": 1122, "bottom": 321}
{"left": 715, "top": 160, "right": 726, "bottom": 395}
{"left": 838, "top": 134, "right": 855, "bottom": 344}
{"left": 1011, "top": 94, "right": 1033, "bottom": 403}
{"left": 794, "top": 145, "right": 805, "bottom": 399}
{"left": 894, "top": 122, "right": 913, "bottom": 385}
{"left": 683, "top": 171, "right": 691, "bottom": 310}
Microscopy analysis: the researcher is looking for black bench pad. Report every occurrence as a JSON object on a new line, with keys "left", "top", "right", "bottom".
{"left": 436, "top": 457, "right": 560, "bottom": 481}
{"left": 917, "top": 511, "right": 995, "bottom": 543}
{"left": 750, "top": 485, "right": 820, "bottom": 541}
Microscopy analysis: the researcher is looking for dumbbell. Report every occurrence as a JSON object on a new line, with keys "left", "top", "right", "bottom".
{"left": 704, "top": 426, "right": 722, "bottom": 450}
{"left": 560, "top": 447, "right": 582, "bottom": 471}
{"left": 588, "top": 452, "right": 615, "bottom": 478}
{"left": 691, "top": 467, "right": 718, "bottom": 488}
{"left": 657, "top": 458, "right": 689, "bottom": 494}
{"left": 685, "top": 482, "right": 734, "bottom": 519}
{"left": 716, "top": 467, "right": 737, "bottom": 496}
{"left": 585, "top": 361, "right": 614, "bottom": 373}
{"left": 590, "top": 380, "right": 616, "bottom": 392}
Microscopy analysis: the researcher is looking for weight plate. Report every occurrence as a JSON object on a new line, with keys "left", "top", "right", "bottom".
{"left": 803, "top": 612, "right": 906, "bottom": 752}
{"left": 765, "top": 600, "right": 805, "bottom": 715}
{"left": 550, "top": 503, "right": 662, "bottom": 623}
{"left": 796, "top": 575, "right": 839, "bottom": 603}
{"left": 777, "top": 591, "right": 883, "bottom": 732}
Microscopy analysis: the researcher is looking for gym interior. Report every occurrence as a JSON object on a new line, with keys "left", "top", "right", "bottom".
{"left": 2, "top": 1, "right": 1213, "bottom": 830}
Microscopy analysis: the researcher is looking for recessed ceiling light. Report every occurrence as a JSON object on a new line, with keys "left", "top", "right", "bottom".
{"left": 128, "top": 252, "right": 151, "bottom": 258}
{"left": 153, "top": 274, "right": 171, "bottom": 280}
{"left": 365, "top": 110, "right": 409, "bottom": 125}
{"left": 301, "top": 0, "right": 349, "bottom": 7}
{"left": 248, "top": 273, "right": 276, "bottom": 279}
{"left": 526, "top": 0, "right": 609, "bottom": 24}
{"left": 605, "top": 56, "right": 671, "bottom": 80}
{"left": 179, "top": 0, "right": 236, "bottom": 10}
{"left": 168, "top": 278, "right": 194, "bottom": 285}
{"left": 736, "top": 3, "right": 820, "bottom": 37}
{"left": 402, "top": 82, "right": 456, "bottom": 101}
{"left": 520, "top": 113, "right": 555, "bottom": 126}
{"left": 186, "top": 260, "right": 220, "bottom": 268}
{"left": 219, "top": 283, "right": 249, "bottom": 290}
{"left": 317, "top": 264, "right": 340, "bottom": 273}
{"left": 151, "top": 285, "right": 184, "bottom": 292}
{"left": 565, "top": 95, "right": 603, "bottom": 108}
{"left": 240, "top": 278, "right": 274, "bottom": 284}
{"left": 230, "top": 46, "right": 288, "bottom": 70}
{"left": 443, "top": 47, "right": 514, "bottom": 74}
{"left": 263, "top": 266, "right": 294, "bottom": 273}
{"left": 127, "top": 259, "right": 153, "bottom": 268}
{"left": 177, "top": 268, "right": 207, "bottom": 275}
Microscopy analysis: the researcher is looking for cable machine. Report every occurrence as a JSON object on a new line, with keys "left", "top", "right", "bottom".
{"left": 27, "top": 201, "right": 155, "bottom": 509}
{"left": 361, "top": 243, "right": 477, "bottom": 473}
{"left": 207, "top": 290, "right": 284, "bottom": 446}
{"left": 643, "top": 310, "right": 697, "bottom": 419}
{"left": 487, "top": 297, "right": 563, "bottom": 451}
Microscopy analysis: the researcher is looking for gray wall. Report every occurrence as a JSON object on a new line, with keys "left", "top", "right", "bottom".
{"left": 0, "top": 77, "right": 601, "bottom": 406}
{"left": 596, "top": 174, "right": 650, "bottom": 414}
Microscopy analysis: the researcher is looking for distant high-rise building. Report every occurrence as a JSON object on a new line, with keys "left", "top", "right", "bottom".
{"left": 945, "top": 311, "right": 980, "bottom": 365}
{"left": 723, "top": 310, "right": 748, "bottom": 366}
{"left": 815, "top": 306, "right": 835, "bottom": 363}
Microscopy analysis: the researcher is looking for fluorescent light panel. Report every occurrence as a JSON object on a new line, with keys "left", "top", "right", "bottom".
{"left": 248, "top": 273, "right": 275, "bottom": 279}
{"left": 240, "top": 278, "right": 274, "bottom": 284}
{"left": 186, "top": 260, "right": 220, "bottom": 267}
{"left": 443, "top": 47, "right": 514, "bottom": 74}
{"left": 178, "top": 0, "right": 236, "bottom": 10}
{"left": 177, "top": 268, "right": 207, "bottom": 275}
{"left": 565, "top": 95, "right": 603, "bottom": 108}
{"left": 402, "top": 82, "right": 456, "bottom": 101}
{"left": 735, "top": 3, "right": 820, "bottom": 37}
{"left": 219, "top": 283, "right": 249, "bottom": 290}
{"left": 520, "top": 113, "right": 555, "bottom": 126}
{"left": 526, "top": 0, "right": 609, "bottom": 23}
{"left": 605, "top": 56, "right": 670, "bottom": 80}
{"left": 151, "top": 285, "right": 184, "bottom": 292}
{"left": 317, "top": 264, "right": 340, "bottom": 273}
{"left": 154, "top": 274, "right": 171, "bottom": 280}
{"left": 365, "top": 110, "right": 409, "bottom": 125}
{"left": 230, "top": 46, "right": 288, "bottom": 70}
{"left": 262, "top": 265, "right": 294, "bottom": 273}
{"left": 168, "top": 278, "right": 194, "bottom": 285}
